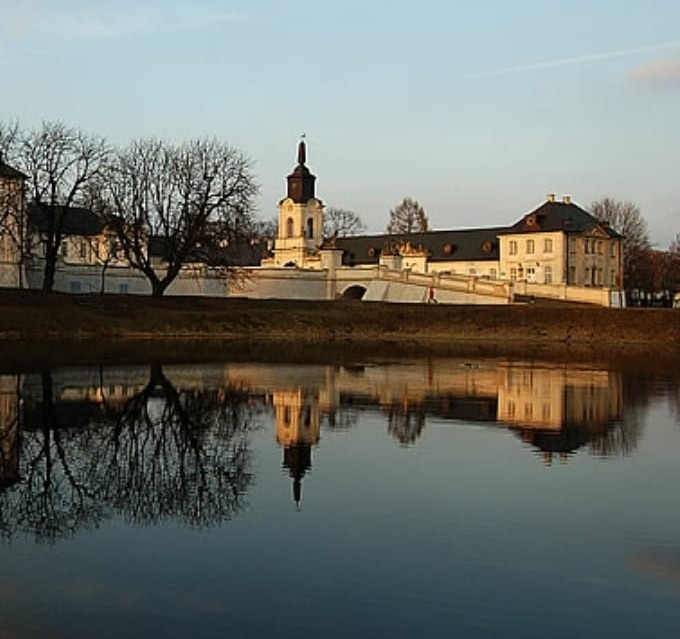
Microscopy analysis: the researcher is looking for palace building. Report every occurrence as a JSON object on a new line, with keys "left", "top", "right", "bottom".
{"left": 0, "top": 141, "right": 625, "bottom": 306}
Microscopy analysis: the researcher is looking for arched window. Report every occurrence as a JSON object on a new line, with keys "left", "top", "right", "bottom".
{"left": 286, "top": 217, "right": 294, "bottom": 238}
{"left": 307, "top": 217, "right": 314, "bottom": 238}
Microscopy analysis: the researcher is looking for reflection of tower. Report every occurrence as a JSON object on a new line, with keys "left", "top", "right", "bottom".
{"left": 0, "top": 375, "right": 21, "bottom": 489}
{"left": 273, "top": 389, "right": 320, "bottom": 507}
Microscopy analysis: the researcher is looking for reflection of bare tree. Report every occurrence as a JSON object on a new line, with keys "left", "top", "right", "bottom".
{"left": 589, "top": 418, "right": 641, "bottom": 457}
{"left": 0, "top": 372, "right": 104, "bottom": 543}
{"left": 589, "top": 378, "right": 647, "bottom": 458}
{"left": 92, "top": 364, "right": 255, "bottom": 527}
{"left": 322, "top": 408, "right": 359, "bottom": 431}
{"left": 0, "top": 366, "right": 257, "bottom": 543}
{"left": 386, "top": 405, "right": 426, "bottom": 446}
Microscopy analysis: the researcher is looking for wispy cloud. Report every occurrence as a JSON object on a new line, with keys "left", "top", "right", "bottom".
{"left": 630, "top": 58, "right": 680, "bottom": 90}
{"left": 465, "top": 40, "right": 680, "bottom": 79}
{"left": 0, "top": 2, "right": 246, "bottom": 41}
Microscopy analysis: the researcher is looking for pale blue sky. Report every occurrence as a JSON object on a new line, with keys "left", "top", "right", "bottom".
{"left": 1, "top": 0, "right": 679, "bottom": 245}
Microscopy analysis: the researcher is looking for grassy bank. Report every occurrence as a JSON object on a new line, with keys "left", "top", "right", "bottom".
{"left": 0, "top": 289, "right": 678, "bottom": 362}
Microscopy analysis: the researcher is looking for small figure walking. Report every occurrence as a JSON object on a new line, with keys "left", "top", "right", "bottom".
{"left": 428, "top": 286, "right": 437, "bottom": 304}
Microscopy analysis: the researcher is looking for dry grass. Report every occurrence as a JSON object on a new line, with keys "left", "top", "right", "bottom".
{"left": 0, "top": 289, "right": 678, "bottom": 364}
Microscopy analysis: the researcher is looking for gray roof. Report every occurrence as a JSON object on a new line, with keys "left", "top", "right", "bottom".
{"left": 0, "top": 158, "right": 27, "bottom": 180}
{"left": 335, "top": 227, "right": 509, "bottom": 266}
{"left": 505, "top": 200, "right": 622, "bottom": 238}
{"left": 149, "top": 234, "right": 267, "bottom": 267}
{"left": 27, "top": 203, "right": 105, "bottom": 236}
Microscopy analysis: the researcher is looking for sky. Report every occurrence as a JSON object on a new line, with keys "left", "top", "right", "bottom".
{"left": 1, "top": 0, "right": 679, "bottom": 246}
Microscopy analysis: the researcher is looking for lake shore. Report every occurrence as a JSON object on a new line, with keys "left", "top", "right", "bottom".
{"left": 0, "top": 289, "right": 678, "bottom": 369}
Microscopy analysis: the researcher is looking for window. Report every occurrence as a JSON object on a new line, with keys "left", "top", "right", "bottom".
{"left": 544, "top": 238, "right": 553, "bottom": 253}
{"left": 69, "top": 280, "right": 81, "bottom": 293}
{"left": 307, "top": 217, "right": 314, "bottom": 238}
{"left": 526, "top": 267, "right": 536, "bottom": 282}
{"left": 509, "top": 240, "right": 518, "bottom": 255}
{"left": 610, "top": 243, "right": 616, "bottom": 258}
{"left": 526, "top": 239, "right": 535, "bottom": 254}
{"left": 597, "top": 240, "right": 603, "bottom": 255}
{"left": 286, "top": 217, "right": 294, "bottom": 238}
{"left": 510, "top": 267, "right": 517, "bottom": 281}
{"left": 79, "top": 240, "right": 87, "bottom": 259}
{"left": 568, "top": 266, "right": 576, "bottom": 284}
{"left": 569, "top": 237, "right": 576, "bottom": 253}
{"left": 60, "top": 240, "right": 68, "bottom": 257}
{"left": 489, "top": 268, "right": 497, "bottom": 279}
{"left": 544, "top": 266, "right": 553, "bottom": 284}
{"left": 584, "top": 239, "right": 590, "bottom": 254}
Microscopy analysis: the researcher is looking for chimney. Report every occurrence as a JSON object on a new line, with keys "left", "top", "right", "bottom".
{"left": 562, "top": 195, "right": 572, "bottom": 204}
{"left": 546, "top": 193, "right": 556, "bottom": 203}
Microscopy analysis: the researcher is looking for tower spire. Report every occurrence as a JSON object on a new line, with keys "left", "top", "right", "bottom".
{"left": 297, "top": 134, "right": 306, "bottom": 165}
{"left": 286, "top": 136, "right": 315, "bottom": 203}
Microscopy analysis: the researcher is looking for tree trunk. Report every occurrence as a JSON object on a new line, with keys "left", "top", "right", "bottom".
{"left": 99, "top": 262, "right": 109, "bottom": 295}
{"left": 151, "top": 279, "right": 168, "bottom": 297}
{"left": 42, "top": 246, "right": 57, "bottom": 292}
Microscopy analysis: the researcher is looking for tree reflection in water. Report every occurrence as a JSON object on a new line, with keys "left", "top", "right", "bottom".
{"left": 0, "top": 365, "right": 257, "bottom": 543}
{"left": 386, "top": 405, "right": 426, "bottom": 446}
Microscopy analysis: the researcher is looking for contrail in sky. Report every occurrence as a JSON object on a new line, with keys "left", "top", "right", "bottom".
{"left": 466, "top": 40, "right": 680, "bottom": 78}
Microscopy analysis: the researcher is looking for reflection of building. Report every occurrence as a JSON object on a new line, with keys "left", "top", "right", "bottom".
{"left": 496, "top": 365, "right": 623, "bottom": 463}
{"left": 4, "top": 360, "right": 627, "bottom": 508}
{"left": 0, "top": 375, "right": 21, "bottom": 489}
{"left": 273, "top": 389, "right": 320, "bottom": 506}
{"left": 498, "top": 367, "right": 622, "bottom": 430}
{"left": 227, "top": 360, "right": 624, "bottom": 460}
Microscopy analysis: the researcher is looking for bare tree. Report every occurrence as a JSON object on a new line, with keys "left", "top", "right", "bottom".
{"left": 323, "top": 207, "right": 366, "bottom": 239}
{"left": 251, "top": 217, "right": 278, "bottom": 245}
{"left": 670, "top": 232, "right": 680, "bottom": 255}
{"left": 590, "top": 197, "right": 650, "bottom": 289}
{"left": 101, "top": 138, "right": 258, "bottom": 297}
{"left": 5, "top": 122, "right": 111, "bottom": 292}
{"left": 386, "top": 197, "right": 429, "bottom": 234}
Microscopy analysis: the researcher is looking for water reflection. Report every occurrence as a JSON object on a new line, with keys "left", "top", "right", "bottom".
{"left": 0, "top": 358, "right": 660, "bottom": 541}
{"left": 273, "top": 388, "right": 320, "bottom": 506}
{"left": 0, "top": 365, "right": 258, "bottom": 542}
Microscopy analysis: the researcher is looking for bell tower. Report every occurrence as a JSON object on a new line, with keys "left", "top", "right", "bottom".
{"left": 271, "top": 138, "right": 324, "bottom": 267}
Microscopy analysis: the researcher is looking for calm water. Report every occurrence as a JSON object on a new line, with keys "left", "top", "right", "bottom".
{"left": 1, "top": 357, "right": 679, "bottom": 638}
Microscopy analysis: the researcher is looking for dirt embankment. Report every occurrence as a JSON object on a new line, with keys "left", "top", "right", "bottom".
{"left": 0, "top": 289, "right": 677, "bottom": 365}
